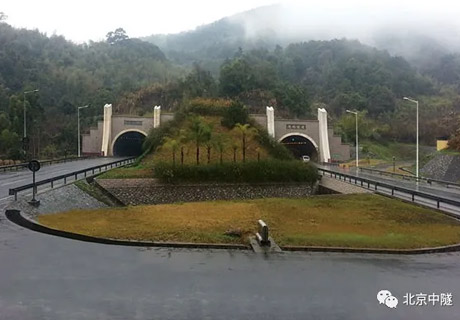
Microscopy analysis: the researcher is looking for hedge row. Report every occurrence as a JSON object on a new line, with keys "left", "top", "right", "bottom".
{"left": 154, "top": 160, "right": 318, "bottom": 184}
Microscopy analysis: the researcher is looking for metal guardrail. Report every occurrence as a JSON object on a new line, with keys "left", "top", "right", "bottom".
{"left": 0, "top": 156, "right": 94, "bottom": 172}
{"left": 358, "top": 167, "right": 460, "bottom": 189}
{"left": 319, "top": 168, "right": 460, "bottom": 211}
{"left": 8, "top": 157, "right": 135, "bottom": 200}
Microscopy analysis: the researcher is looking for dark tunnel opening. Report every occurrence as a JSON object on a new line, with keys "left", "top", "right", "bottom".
{"left": 113, "top": 131, "right": 146, "bottom": 157}
{"left": 280, "top": 135, "right": 318, "bottom": 162}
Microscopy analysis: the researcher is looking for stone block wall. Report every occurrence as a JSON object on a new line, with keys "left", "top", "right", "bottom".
{"left": 97, "top": 179, "right": 317, "bottom": 206}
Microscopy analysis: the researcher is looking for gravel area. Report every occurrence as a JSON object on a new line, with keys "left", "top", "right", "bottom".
{"left": 6, "top": 184, "right": 107, "bottom": 220}
{"left": 319, "top": 176, "right": 372, "bottom": 194}
{"left": 97, "top": 179, "right": 317, "bottom": 205}
{"left": 421, "top": 154, "right": 460, "bottom": 182}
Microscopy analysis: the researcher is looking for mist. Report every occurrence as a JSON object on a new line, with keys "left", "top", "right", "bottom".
{"left": 226, "top": 2, "right": 460, "bottom": 61}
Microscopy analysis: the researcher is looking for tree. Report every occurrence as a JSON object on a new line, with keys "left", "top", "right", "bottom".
{"left": 182, "top": 64, "right": 217, "bottom": 98}
{"left": 274, "top": 83, "right": 310, "bottom": 117}
{"left": 221, "top": 100, "right": 249, "bottom": 128}
{"left": 0, "top": 129, "right": 19, "bottom": 156}
{"left": 186, "top": 116, "right": 212, "bottom": 165}
{"left": 106, "top": 28, "right": 129, "bottom": 44}
{"left": 0, "top": 12, "right": 7, "bottom": 21}
{"left": 233, "top": 123, "right": 258, "bottom": 162}
{"left": 205, "top": 141, "right": 212, "bottom": 164}
{"left": 448, "top": 117, "right": 460, "bottom": 151}
{"left": 163, "top": 137, "right": 180, "bottom": 166}
{"left": 336, "top": 111, "right": 373, "bottom": 144}
{"left": 219, "top": 58, "right": 253, "bottom": 96}
{"left": 213, "top": 133, "right": 228, "bottom": 164}
{"left": 232, "top": 142, "right": 238, "bottom": 163}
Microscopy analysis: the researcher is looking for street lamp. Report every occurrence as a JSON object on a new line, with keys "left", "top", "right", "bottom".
{"left": 77, "top": 105, "right": 89, "bottom": 157}
{"left": 346, "top": 110, "right": 359, "bottom": 168}
{"left": 403, "top": 97, "right": 419, "bottom": 179}
{"left": 23, "top": 89, "right": 39, "bottom": 138}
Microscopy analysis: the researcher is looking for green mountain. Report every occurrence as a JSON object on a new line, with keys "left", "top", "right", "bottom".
{"left": 0, "top": 22, "right": 179, "bottom": 159}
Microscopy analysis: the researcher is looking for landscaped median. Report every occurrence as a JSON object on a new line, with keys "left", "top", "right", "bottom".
{"left": 36, "top": 194, "right": 460, "bottom": 250}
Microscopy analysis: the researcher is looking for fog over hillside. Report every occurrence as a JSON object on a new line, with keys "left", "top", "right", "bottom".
{"left": 144, "top": 3, "right": 460, "bottom": 67}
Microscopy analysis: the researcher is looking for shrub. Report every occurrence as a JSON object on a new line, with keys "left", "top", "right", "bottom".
{"left": 185, "top": 98, "right": 231, "bottom": 116}
{"left": 154, "top": 160, "right": 318, "bottom": 184}
{"left": 221, "top": 100, "right": 249, "bottom": 128}
{"left": 248, "top": 118, "right": 294, "bottom": 160}
{"left": 142, "top": 109, "right": 187, "bottom": 154}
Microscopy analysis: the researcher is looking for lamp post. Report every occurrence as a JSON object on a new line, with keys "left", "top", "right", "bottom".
{"left": 346, "top": 110, "right": 359, "bottom": 168}
{"left": 77, "top": 105, "right": 89, "bottom": 157}
{"left": 403, "top": 97, "right": 419, "bottom": 179}
{"left": 23, "top": 89, "right": 39, "bottom": 138}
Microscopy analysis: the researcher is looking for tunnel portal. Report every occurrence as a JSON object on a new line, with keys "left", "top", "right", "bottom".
{"left": 280, "top": 135, "right": 318, "bottom": 162}
{"left": 112, "top": 131, "right": 146, "bottom": 157}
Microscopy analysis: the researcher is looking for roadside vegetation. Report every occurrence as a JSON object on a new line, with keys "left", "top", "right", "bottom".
{"left": 154, "top": 160, "right": 317, "bottom": 184}
{"left": 38, "top": 194, "right": 460, "bottom": 249}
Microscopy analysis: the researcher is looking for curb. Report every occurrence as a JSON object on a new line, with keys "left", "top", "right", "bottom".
{"left": 5, "top": 209, "right": 250, "bottom": 251}
{"left": 281, "top": 243, "right": 460, "bottom": 255}
{"left": 6, "top": 210, "right": 460, "bottom": 255}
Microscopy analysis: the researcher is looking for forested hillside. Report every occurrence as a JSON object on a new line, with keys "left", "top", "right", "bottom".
{"left": 1, "top": 11, "right": 460, "bottom": 160}
{"left": 0, "top": 23, "right": 180, "bottom": 159}
{"left": 119, "top": 39, "right": 459, "bottom": 146}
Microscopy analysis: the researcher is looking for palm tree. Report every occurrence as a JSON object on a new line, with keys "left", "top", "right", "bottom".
{"left": 205, "top": 141, "right": 212, "bottom": 164}
{"left": 232, "top": 141, "right": 239, "bottom": 163}
{"left": 187, "top": 116, "right": 212, "bottom": 165}
{"left": 214, "top": 133, "right": 228, "bottom": 165}
{"left": 163, "top": 137, "right": 180, "bottom": 166}
{"left": 233, "top": 123, "right": 258, "bottom": 162}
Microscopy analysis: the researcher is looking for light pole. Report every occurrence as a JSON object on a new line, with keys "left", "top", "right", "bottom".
{"left": 23, "top": 89, "right": 39, "bottom": 138}
{"left": 77, "top": 105, "right": 89, "bottom": 157}
{"left": 346, "top": 110, "right": 359, "bottom": 168}
{"left": 403, "top": 97, "right": 419, "bottom": 179}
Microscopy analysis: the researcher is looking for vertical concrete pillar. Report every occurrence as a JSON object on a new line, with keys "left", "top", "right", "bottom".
{"left": 318, "top": 108, "right": 331, "bottom": 163}
{"left": 101, "top": 104, "right": 112, "bottom": 157}
{"left": 154, "top": 105, "right": 161, "bottom": 128}
{"left": 266, "top": 106, "right": 275, "bottom": 138}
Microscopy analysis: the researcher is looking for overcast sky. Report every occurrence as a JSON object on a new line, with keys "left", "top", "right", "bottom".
{"left": 2, "top": 0, "right": 460, "bottom": 43}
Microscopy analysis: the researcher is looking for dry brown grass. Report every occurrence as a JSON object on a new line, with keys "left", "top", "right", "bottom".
{"left": 38, "top": 194, "right": 460, "bottom": 249}
{"left": 148, "top": 116, "right": 270, "bottom": 165}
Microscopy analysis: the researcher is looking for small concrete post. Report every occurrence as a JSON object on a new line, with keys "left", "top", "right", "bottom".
{"left": 256, "top": 220, "right": 270, "bottom": 246}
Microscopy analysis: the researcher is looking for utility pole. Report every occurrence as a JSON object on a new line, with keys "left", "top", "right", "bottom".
{"left": 23, "top": 89, "right": 39, "bottom": 139}
{"left": 403, "top": 97, "right": 419, "bottom": 179}
{"left": 346, "top": 110, "right": 359, "bottom": 168}
{"left": 77, "top": 105, "right": 89, "bottom": 157}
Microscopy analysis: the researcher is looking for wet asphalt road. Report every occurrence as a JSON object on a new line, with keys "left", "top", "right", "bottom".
{"left": 320, "top": 165, "right": 460, "bottom": 201}
{"left": 0, "top": 212, "right": 459, "bottom": 320}
{"left": 0, "top": 157, "right": 128, "bottom": 202}
{"left": 319, "top": 165, "right": 460, "bottom": 215}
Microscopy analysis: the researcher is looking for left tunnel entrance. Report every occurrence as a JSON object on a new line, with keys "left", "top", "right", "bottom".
{"left": 113, "top": 131, "right": 146, "bottom": 157}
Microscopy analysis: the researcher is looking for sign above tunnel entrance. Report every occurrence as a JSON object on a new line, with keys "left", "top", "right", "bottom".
{"left": 124, "top": 120, "right": 143, "bottom": 126}
{"left": 286, "top": 124, "right": 306, "bottom": 130}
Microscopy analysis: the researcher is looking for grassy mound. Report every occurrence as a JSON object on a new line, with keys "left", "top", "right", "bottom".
{"left": 101, "top": 99, "right": 296, "bottom": 180}
{"left": 38, "top": 194, "right": 460, "bottom": 249}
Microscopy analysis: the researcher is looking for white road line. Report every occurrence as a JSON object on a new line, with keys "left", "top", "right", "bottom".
{"left": 0, "top": 179, "right": 29, "bottom": 186}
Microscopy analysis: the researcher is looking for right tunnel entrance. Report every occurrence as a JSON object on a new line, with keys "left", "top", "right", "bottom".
{"left": 280, "top": 135, "right": 319, "bottom": 162}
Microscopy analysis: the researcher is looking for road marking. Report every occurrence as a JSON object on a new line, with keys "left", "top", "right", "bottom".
{"left": 0, "top": 179, "right": 29, "bottom": 186}
{"left": 0, "top": 195, "right": 12, "bottom": 202}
